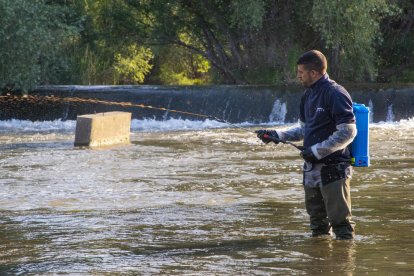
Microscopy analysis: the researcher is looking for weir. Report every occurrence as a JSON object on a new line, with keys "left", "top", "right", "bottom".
{"left": 1, "top": 84, "right": 414, "bottom": 123}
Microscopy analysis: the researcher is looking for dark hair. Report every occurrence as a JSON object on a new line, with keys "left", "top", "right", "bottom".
{"left": 297, "top": 50, "right": 327, "bottom": 74}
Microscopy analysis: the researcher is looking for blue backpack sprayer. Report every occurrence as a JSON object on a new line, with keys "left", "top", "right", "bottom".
{"left": 350, "top": 103, "right": 370, "bottom": 167}
{"left": 262, "top": 103, "right": 370, "bottom": 167}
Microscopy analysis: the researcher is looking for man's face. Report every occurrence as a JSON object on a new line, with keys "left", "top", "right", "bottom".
{"left": 297, "top": 64, "right": 316, "bottom": 88}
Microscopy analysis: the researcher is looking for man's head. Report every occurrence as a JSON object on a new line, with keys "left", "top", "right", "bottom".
{"left": 296, "top": 50, "right": 327, "bottom": 87}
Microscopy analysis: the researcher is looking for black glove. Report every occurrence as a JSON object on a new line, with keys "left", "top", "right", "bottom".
{"left": 255, "top": 130, "right": 280, "bottom": 144}
{"left": 300, "top": 147, "right": 318, "bottom": 163}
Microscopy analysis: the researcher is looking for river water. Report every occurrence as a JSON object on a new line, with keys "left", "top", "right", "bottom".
{"left": 1, "top": 118, "right": 414, "bottom": 275}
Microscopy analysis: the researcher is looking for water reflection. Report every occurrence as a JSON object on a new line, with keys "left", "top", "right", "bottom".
{"left": 299, "top": 238, "right": 356, "bottom": 275}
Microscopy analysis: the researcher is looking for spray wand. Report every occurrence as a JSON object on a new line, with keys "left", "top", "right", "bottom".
{"left": 261, "top": 134, "right": 304, "bottom": 151}
{"left": 194, "top": 114, "right": 302, "bottom": 151}
{"left": 205, "top": 115, "right": 303, "bottom": 151}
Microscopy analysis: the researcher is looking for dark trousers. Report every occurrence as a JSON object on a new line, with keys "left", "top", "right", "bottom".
{"left": 304, "top": 177, "right": 355, "bottom": 239}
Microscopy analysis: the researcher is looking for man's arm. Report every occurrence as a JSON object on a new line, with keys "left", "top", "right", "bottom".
{"left": 276, "top": 120, "right": 305, "bottom": 142}
{"left": 310, "top": 123, "right": 357, "bottom": 160}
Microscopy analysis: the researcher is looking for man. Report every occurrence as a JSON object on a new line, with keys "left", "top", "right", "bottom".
{"left": 256, "top": 50, "right": 357, "bottom": 240}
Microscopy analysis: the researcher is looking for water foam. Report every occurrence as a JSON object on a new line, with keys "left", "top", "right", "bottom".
{"left": 0, "top": 118, "right": 255, "bottom": 133}
{"left": 371, "top": 117, "right": 414, "bottom": 129}
{"left": 131, "top": 118, "right": 228, "bottom": 132}
{"left": 1, "top": 117, "right": 414, "bottom": 133}
{"left": 268, "top": 99, "right": 287, "bottom": 123}
{"left": 0, "top": 119, "right": 76, "bottom": 133}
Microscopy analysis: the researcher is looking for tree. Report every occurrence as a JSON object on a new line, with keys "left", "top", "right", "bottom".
{"left": 145, "top": 0, "right": 403, "bottom": 83}
{"left": 311, "top": 0, "right": 397, "bottom": 81}
{"left": 146, "top": 0, "right": 309, "bottom": 84}
{"left": 114, "top": 44, "right": 154, "bottom": 84}
{"left": 69, "top": 0, "right": 154, "bottom": 85}
{"left": 0, "top": 0, "right": 79, "bottom": 92}
{"left": 1, "top": 0, "right": 410, "bottom": 88}
{"left": 378, "top": 0, "right": 414, "bottom": 82}
{"left": 149, "top": 33, "right": 211, "bottom": 85}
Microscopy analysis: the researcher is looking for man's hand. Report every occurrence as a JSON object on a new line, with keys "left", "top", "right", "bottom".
{"left": 255, "top": 130, "right": 280, "bottom": 144}
{"left": 300, "top": 147, "right": 318, "bottom": 163}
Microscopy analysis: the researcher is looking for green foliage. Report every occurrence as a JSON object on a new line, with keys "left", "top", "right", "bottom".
{"left": 311, "top": 0, "right": 396, "bottom": 81}
{"left": 114, "top": 45, "right": 154, "bottom": 84}
{"left": 229, "top": 0, "right": 265, "bottom": 30}
{"left": 0, "top": 0, "right": 79, "bottom": 92}
{"left": 157, "top": 50, "right": 211, "bottom": 85}
{"left": 151, "top": 33, "right": 211, "bottom": 85}
{"left": 67, "top": 0, "right": 155, "bottom": 85}
{"left": 73, "top": 44, "right": 114, "bottom": 85}
{"left": 378, "top": 0, "right": 414, "bottom": 82}
{"left": 1, "top": 0, "right": 413, "bottom": 88}
{"left": 144, "top": 0, "right": 307, "bottom": 84}
{"left": 400, "top": 70, "right": 414, "bottom": 82}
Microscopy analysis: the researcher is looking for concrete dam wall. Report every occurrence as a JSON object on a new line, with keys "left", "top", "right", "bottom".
{"left": 1, "top": 84, "right": 414, "bottom": 123}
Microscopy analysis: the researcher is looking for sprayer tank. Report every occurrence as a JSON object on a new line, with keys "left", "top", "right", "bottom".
{"left": 350, "top": 103, "right": 370, "bottom": 167}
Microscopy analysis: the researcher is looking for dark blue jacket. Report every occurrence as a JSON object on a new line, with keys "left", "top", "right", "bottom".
{"left": 300, "top": 74, "right": 355, "bottom": 162}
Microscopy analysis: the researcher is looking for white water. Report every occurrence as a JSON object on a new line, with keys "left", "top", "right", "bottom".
{"left": 368, "top": 100, "right": 374, "bottom": 123}
{"left": 268, "top": 99, "right": 287, "bottom": 123}
{"left": 1, "top": 117, "right": 414, "bottom": 134}
{"left": 386, "top": 104, "right": 395, "bottom": 122}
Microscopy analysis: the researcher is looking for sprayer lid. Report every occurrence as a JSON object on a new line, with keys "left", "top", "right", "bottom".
{"left": 353, "top": 103, "right": 370, "bottom": 113}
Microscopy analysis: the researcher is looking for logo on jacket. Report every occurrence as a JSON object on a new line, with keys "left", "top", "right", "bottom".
{"left": 316, "top": 107, "right": 325, "bottom": 113}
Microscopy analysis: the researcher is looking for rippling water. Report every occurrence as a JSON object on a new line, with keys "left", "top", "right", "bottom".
{"left": 1, "top": 119, "right": 414, "bottom": 275}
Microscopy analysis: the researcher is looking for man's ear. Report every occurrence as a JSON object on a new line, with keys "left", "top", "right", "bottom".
{"left": 310, "top": 70, "right": 322, "bottom": 79}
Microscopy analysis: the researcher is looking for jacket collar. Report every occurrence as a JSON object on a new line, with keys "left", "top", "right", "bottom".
{"left": 310, "top": 73, "right": 329, "bottom": 89}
